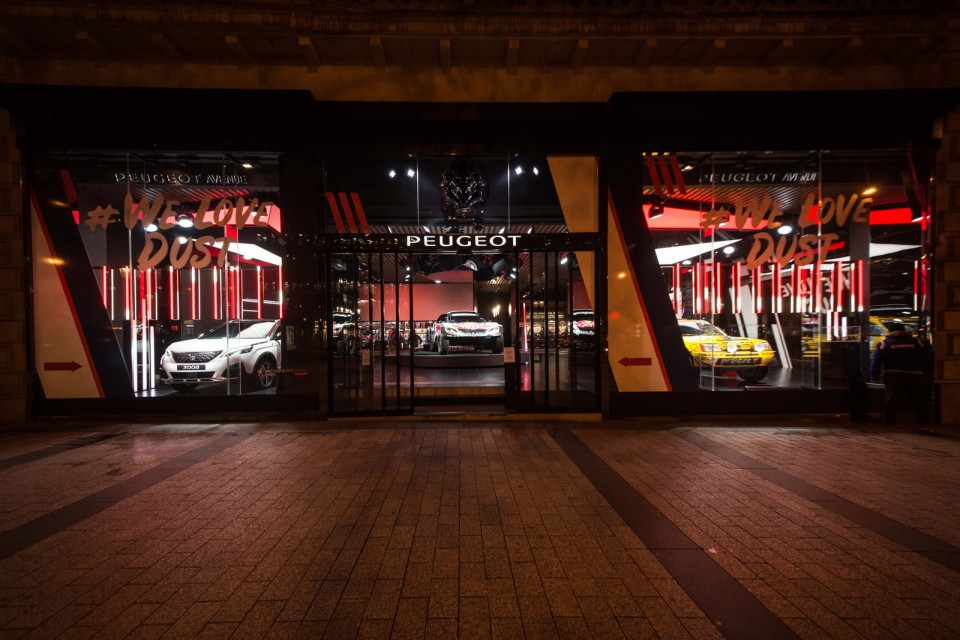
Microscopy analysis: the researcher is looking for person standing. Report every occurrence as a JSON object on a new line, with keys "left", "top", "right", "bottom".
{"left": 870, "top": 322, "right": 932, "bottom": 431}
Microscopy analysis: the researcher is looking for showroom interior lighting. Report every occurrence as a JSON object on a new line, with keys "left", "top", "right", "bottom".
{"left": 406, "top": 168, "right": 416, "bottom": 178}
{"left": 388, "top": 169, "right": 396, "bottom": 178}
{"left": 560, "top": 253, "right": 568, "bottom": 265}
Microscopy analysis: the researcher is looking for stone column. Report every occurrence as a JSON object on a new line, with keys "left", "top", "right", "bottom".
{"left": 0, "top": 109, "right": 27, "bottom": 423}
{"left": 934, "top": 105, "right": 960, "bottom": 424}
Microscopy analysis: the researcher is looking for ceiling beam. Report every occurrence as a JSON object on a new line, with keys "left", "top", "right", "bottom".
{"left": 0, "top": 26, "right": 40, "bottom": 58}
{"left": 299, "top": 35, "right": 320, "bottom": 70}
{"left": 225, "top": 34, "right": 253, "bottom": 65}
{"left": 507, "top": 38, "right": 520, "bottom": 73}
{"left": 635, "top": 38, "right": 657, "bottom": 66}
{"left": 439, "top": 37, "right": 452, "bottom": 71}
{"left": 369, "top": 37, "right": 386, "bottom": 67}
{"left": 571, "top": 38, "right": 589, "bottom": 69}
{"left": 761, "top": 37, "right": 794, "bottom": 65}
{"left": 75, "top": 30, "right": 108, "bottom": 57}
{"left": 150, "top": 32, "right": 181, "bottom": 62}
{"left": 824, "top": 36, "right": 862, "bottom": 65}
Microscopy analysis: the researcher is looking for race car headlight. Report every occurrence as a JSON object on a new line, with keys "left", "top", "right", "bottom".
{"left": 700, "top": 343, "right": 721, "bottom": 352}
{"left": 446, "top": 326, "right": 462, "bottom": 336}
{"left": 754, "top": 341, "right": 771, "bottom": 352}
{"left": 485, "top": 326, "right": 501, "bottom": 336}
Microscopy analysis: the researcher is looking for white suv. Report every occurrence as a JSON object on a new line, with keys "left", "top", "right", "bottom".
{"left": 430, "top": 311, "right": 503, "bottom": 355}
{"left": 160, "top": 319, "right": 282, "bottom": 392}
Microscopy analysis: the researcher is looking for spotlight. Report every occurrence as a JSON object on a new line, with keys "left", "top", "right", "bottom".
{"left": 722, "top": 246, "right": 735, "bottom": 255}
{"left": 241, "top": 162, "right": 254, "bottom": 169}
{"left": 532, "top": 166, "right": 539, "bottom": 176}
{"left": 862, "top": 186, "right": 877, "bottom": 196}
{"left": 144, "top": 223, "right": 158, "bottom": 232}
{"left": 509, "top": 272, "right": 517, "bottom": 279}
{"left": 388, "top": 169, "right": 397, "bottom": 178}
{"left": 777, "top": 224, "right": 793, "bottom": 235}
{"left": 560, "top": 253, "right": 569, "bottom": 265}
{"left": 498, "top": 227, "right": 505, "bottom": 233}
{"left": 514, "top": 166, "right": 524, "bottom": 175}
{"left": 176, "top": 236, "right": 188, "bottom": 244}
{"left": 177, "top": 216, "right": 194, "bottom": 228}
{"left": 407, "top": 168, "right": 416, "bottom": 178}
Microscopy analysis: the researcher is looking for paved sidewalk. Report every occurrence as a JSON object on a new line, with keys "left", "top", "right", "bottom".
{"left": 0, "top": 417, "right": 958, "bottom": 639}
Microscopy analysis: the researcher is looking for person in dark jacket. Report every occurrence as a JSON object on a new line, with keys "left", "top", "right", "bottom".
{"left": 870, "top": 322, "right": 931, "bottom": 429}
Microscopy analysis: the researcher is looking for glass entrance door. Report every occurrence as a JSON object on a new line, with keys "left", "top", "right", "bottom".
{"left": 514, "top": 250, "right": 600, "bottom": 411}
{"left": 329, "top": 252, "right": 414, "bottom": 414}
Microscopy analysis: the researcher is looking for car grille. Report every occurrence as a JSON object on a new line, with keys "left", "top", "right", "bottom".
{"left": 173, "top": 351, "right": 221, "bottom": 363}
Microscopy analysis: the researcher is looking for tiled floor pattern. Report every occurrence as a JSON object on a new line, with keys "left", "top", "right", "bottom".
{"left": 0, "top": 421, "right": 957, "bottom": 639}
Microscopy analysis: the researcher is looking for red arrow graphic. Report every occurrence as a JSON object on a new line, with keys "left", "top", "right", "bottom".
{"left": 44, "top": 361, "right": 82, "bottom": 372}
{"left": 618, "top": 357, "right": 652, "bottom": 367}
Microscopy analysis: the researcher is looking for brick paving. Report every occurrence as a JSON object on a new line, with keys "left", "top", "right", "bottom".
{"left": 0, "top": 418, "right": 957, "bottom": 639}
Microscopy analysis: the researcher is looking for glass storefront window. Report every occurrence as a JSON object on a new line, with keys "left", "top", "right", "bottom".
{"left": 651, "top": 150, "right": 931, "bottom": 391}
{"left": 31, "top": 151, "right": 292, "bottom": 401}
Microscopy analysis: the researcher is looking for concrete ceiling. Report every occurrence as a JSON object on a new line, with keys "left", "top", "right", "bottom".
{"left": 0, "top": 0, "right": 957, "bottom": 100}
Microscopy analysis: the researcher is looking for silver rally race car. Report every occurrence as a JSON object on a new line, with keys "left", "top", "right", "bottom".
{"left": 429, "top": 311, "right": 504, "bottom": 355}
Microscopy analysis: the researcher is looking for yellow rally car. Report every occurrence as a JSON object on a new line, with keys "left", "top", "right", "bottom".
{"left": 678, "top": 318, "right": 776, "bottom": 383}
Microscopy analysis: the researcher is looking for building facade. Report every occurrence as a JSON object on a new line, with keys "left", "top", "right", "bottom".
{"left": 1, "top": 0, "right": 959, "bottom": 422}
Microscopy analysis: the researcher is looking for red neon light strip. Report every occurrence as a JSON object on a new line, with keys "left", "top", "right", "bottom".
{"left": 669, "top": 155, "right": 687, "bottom": 194}
{"left": 914, "top": 260, "right": 918, "bottom": 309}
{"left": 236, "top": 267, "right": 242, "bottom": 319}
{"left": 694, "top": 263, "right": 702, "bottom": 314}
{"left": 350, "top": 193, "right": 370, "bottom": 234}
{"left": 325, "top": 192, "right": 346, "bottom": 232}
{"left": 101, "top": 266, "right": 108, "bottom": 308}
{"left": 168, "top": 268, "right": 175, "bottom": 320}
{"left": 645, "top": 156, "right": 663, "bottom": 195}
{"left": 858, "top": 260, "right": 864, "bottom": 311}
{"left": 278, "top": 266, "right": 284, "bottom": 319}
{"left": 815, "top": 263, "right": 822, "bottom": 314}
{"left": 715, "top": 262, "right": 722, "bottom": 313}
{"left": 338, "top": 192, "right": 359, "bottom": 233}
{"left": 850, "top": 262, "right": 857, "bottom": 310}
{"left": 657, "top": 155, "right": 675, "bottom": 194}
{"left": 257, "top": 266, "right": 263, "bottom": 318}
{"left": 774, "top": 264, "right": 781, "bottom": 313}
{"left": 190, "top": 268, "right": 196, "bottom": 319}
{"left": 124, "top": 268, "right": 130, "bottom": 320}
{"left": 213, "top": 269, "right": 219, "bottom": 320}
{"left": 833, "top": 264, "right": 840, "bottom": 312}
{"left": 676, "top": 265, "right": 683, "bottom": 315}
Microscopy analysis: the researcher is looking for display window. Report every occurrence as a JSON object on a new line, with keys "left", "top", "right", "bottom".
{"left": 30, "top": 152, "right": 295, "bottom": 403}
{"left": 643, "top": 150, "right": 931, "bottom": 392}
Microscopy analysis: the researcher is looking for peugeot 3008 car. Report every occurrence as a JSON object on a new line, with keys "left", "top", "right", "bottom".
{"left": 678, "top": 318, "right": 775, "bottom": 382}
{"left": 430, "top": 311, "right": 503, "bottom": 355}
{"left": 160, "top": 319, "right": 282, "bottom": 392}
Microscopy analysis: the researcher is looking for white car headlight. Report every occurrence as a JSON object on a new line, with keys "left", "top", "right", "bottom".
{"left": 754, "top": 342, "right": 771, "bottom": 352}
{"left": 163, "top": 349, "right": 172, "bottom": 359}
{"left": 223, "top": 345, "right": 254, "bottom": 357}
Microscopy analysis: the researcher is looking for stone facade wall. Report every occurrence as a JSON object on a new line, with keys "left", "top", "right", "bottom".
{"left": 0, "top": 109, "right": 26, "bottom": 424}
{"left": 935, "top": 104, "right": 960, "bottom": 423}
